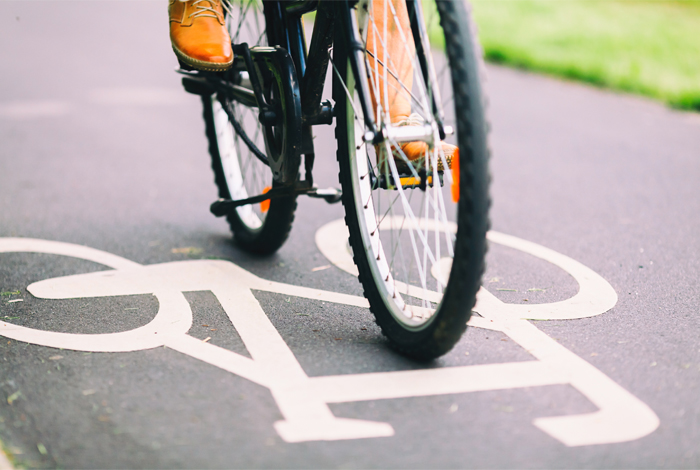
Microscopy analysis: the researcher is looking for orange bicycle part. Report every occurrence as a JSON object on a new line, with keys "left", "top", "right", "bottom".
{"left": 451, "top": 148, "right": 460, "bottom": 203}
{"left": 260, "top": 186, "right": 272, "bottom": 213}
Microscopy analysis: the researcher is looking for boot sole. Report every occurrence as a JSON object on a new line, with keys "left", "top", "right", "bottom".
{"left": 173, "top": 45, "right": 233, "bottom": 72}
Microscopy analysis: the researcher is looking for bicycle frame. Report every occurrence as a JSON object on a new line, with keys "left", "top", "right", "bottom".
{"left": 230, "top": 0, "right": 380, "bottom": 156}
{"left": 181, "top": 0, "right": 447, "bottom": 213}
{"left": 265, "top": 0, "right": 447, "bottom": 147}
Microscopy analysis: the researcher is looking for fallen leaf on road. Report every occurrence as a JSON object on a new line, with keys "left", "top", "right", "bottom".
{"left": 7, "top": 391, "right": 21, "bottom": 405}
{"left": 171, "top": 247, "right": 203, "bottom": 255}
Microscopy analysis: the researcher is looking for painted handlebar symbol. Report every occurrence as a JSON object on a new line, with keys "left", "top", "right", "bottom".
{"left": 0, "top": 220, "right": 659, "bottom": 446}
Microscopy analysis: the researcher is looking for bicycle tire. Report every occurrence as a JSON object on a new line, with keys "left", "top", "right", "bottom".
{"left": 333, "top": 0, "right": 491, "bottom": 359}
{"left": 202, "top": 1, "right": 298, "bottom": 255}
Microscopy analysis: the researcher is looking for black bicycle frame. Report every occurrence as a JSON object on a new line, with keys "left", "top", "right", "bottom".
{"left": 200, "top": 0, "right": 444, "bottom": 213}
{"left": 264, "top": 1, "right": 384, "bottom": 130}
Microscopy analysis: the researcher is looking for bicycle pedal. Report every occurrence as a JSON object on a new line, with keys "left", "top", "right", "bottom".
{"left": 307, "top": 187, "right": 342, "bottom": 204}
{"left": 373, "top": 172, "right": 444, "bottom": 191}
{"left": 177, "top": 60, "right": 195, "bottom": 72}
{"left": 177, "top": 69, "right": 215, "bottom": 96}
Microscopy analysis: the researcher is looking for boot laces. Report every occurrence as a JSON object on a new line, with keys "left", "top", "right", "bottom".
{"left": 182, "top": 0, "right": 232, "bottom": 20}
{"left": 395, "top": 113, "right": 425, "bottom": 128}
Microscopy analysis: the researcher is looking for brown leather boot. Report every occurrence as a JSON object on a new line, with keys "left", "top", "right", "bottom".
{"left": 366, "top": 0, "right": 456, "bottom": 173}
{"left": 169, "top": 0, "right": 234, "bottom": 71}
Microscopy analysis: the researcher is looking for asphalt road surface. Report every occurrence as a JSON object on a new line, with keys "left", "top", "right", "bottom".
{"left": 1, "top": 2, "right": 699, "bottom": 469}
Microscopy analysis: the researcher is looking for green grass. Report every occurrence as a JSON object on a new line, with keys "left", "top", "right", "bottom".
{"left": 470, "top": 0, "right": 700, "bottom": 111}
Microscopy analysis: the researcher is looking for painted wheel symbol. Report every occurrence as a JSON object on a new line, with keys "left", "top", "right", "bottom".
{"left": 0, "top": 224, "right": 658, "bottom": 447}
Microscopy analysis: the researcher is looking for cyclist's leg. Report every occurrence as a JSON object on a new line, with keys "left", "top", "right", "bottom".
{"left": 366, "top": 0, "right": 413, "bottom": 125}
{"left": 366, "top": 0, "right": 457, "bottom": 169}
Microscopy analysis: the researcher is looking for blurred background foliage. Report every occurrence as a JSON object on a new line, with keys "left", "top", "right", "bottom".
{"left": 470, "top": 0, "right": 700, "bottom": 111}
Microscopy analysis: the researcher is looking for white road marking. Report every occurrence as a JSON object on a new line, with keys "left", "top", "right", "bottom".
{"left": 314, "top": 220, "right": 658, "bottom": 446}
{"left": 0, "top": 446, "right": 13, "bottom": 470}
{"left": 317, "top": 218, "right": 619, "bottom": 321}
{"left": 0, "top": 223, "right": 659, "bottom": 446}
{"left": 483, "top": 231, "right": 619, "bottom": 321}
{"left": 430, "top": 257, "right": 452, "bottom": 285}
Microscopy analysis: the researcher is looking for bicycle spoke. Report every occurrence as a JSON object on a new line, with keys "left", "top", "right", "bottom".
{"left": 359, "top": 2, "right": 460, "bottom": 316}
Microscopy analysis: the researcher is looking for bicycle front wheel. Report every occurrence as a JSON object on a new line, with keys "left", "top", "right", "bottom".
{"left": 333, "top": 0, "right": 491, "bottom": 359}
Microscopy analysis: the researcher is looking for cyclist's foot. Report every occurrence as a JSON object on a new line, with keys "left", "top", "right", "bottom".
{"left": 377, "top": 114, "right": 457, "bottom": 173}
{"left": 169, "top": 0, "right": 233, "bottom": 72}
{"left": 367, "top": 0, "right": 456, "bottom": 175}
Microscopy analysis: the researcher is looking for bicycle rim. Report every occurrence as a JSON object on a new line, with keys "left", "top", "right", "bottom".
{"left": 334, "top": 0, "right": 490, "bottom": 357}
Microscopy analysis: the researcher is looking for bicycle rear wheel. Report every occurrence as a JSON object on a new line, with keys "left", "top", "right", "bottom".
{"left": 333, "top": 0, "right": 490, "bottom": 359}
{"left": 203, "top": 0, "right": 298, "bottom": 254}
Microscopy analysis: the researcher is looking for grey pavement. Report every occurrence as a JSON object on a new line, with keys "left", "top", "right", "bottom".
{"left": 1, "top": 1, "right": 699, "bottom": 468}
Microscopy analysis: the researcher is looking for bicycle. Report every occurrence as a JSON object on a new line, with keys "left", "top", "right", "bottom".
{"left": 177, "top": 0, "right": 491, "bottom": 360}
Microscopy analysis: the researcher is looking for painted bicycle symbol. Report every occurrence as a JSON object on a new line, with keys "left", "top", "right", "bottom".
{"left": 0, "top": 219, "right": 658, "bottom": 446}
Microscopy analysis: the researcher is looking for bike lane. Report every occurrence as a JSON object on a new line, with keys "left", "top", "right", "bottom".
{"left": 0, "top": 221, "right": 657, "bottom": 458}
{"left": 2, "top": 1, "right": 700, "bottom": 468}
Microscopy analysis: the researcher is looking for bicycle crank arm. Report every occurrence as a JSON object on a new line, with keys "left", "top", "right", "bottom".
{"left": 210, "top": 187, "right": 295, "bottom": 216}
{"left": 211, "top": 184, "right": 342, "bottom": 216}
